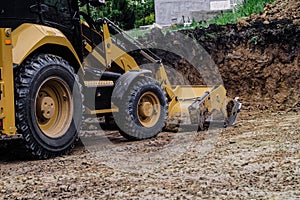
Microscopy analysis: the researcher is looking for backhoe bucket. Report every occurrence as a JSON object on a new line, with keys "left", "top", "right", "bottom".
{"left": 166, "top": 85, "right": 241, "bottom": 131}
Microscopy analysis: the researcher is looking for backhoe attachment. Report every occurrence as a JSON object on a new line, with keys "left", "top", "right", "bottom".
{"left": 166, "top": 85, "right": 241, "bottom": 131}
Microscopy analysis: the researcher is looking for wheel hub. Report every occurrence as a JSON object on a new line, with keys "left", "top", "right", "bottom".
{"left": 139, "top": 102, "right": 154, "bottom": 117}
{"left": 37, "top": 96, "right": 55, "bottom": 120}
{"left": 34, "top": 77, "right": 73, "bottom": 138}
{"left": 137, "top": 91, "right": 161, "bottom": 127}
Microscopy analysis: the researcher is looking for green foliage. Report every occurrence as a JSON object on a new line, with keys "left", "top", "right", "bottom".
{"left": 209, "top": 0, "right": 274, "bottom": 25}
{"left": 110, "top": 0, "right": 136, "bottom": 29}
{"left": 167, "top": 0, "right": 274, "bottom": 31}
{"left": 81, "top": 0, "right": 273, "bottom": 32}
{"left": 131, "top": 0, "right": 155, "bottom": 28}
{"left": 135, "top": 13, "right": 155, "bottom": 27}
{"left": 80, "top": 0, "right": 155, "bottom": 30}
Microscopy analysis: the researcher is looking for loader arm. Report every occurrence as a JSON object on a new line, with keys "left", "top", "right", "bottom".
{"left": 101, "top": 18, "right": 172, "bottom": 88}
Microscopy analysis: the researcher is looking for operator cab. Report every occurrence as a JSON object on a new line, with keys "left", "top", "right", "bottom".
{"left": 0, "top": 0, "right": 105, "bottom": 62}
{"left": 0, "top": 0, "right": 83, "bottom": 61}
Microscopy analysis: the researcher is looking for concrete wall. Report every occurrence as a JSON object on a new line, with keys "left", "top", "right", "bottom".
{"left": 155, "top": 0, "right": 243, "bottom": 25}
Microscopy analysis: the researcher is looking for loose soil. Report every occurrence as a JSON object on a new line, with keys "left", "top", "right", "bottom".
{"left": 0, "top": 110, "right": 299, "bottom": 199}
{"left": 243, "top": 0, "right": 300, "bottom": 24}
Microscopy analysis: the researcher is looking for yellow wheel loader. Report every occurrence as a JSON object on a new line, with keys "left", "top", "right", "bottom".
{"left": 0, "top": 0, "right": 241, "bottom": 158}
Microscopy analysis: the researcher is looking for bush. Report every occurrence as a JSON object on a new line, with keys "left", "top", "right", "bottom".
{"left": 135, "top": 13, "right": 155, "bottom": 27}
{"left": 81, "top": 0, "right": 155, "bottom": 30}
{"left": 210, "top": 0, "right": 274, "bottom": 25}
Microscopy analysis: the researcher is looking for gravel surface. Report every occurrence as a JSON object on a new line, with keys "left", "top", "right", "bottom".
{"left": 0, "top": 110, "right": 299, "bottom": 199}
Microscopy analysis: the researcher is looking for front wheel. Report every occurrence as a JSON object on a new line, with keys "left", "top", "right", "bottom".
{"left": 113, "top": 77, "right": 168, "bottom": 140}
{"left": 15, "top": 54, "right": 83, "bottom": 158}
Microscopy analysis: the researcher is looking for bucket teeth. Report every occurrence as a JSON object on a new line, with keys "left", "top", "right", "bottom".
{"left": 226, "top": 98, "right": 242, "bottom": 127}
{"left": 188, "top": 92, "right": 210, "bottom": 130}
{"left": 189, "top": 99, "right": 210, "bottom": 131}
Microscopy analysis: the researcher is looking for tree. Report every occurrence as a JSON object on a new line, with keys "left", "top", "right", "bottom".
{"left": 110, "top": 0, "right": 135, "bottom": 29}
{"left": 80, "top": 0, "right": 155, "bottom": 30}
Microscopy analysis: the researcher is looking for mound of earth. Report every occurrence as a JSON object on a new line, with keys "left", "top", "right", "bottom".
{"left": 140, "top": 15, "right": 299, "bottom": 112}
{"left": 191, "top": 20, "right": 299, "bottom": 111}
{"left": 240, "top": 0, "right": 300, "bottom": 25}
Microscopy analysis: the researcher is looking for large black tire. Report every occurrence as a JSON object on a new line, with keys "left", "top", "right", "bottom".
{"left": 113, "top": 77, "right": 168, "bottom": 140}
{"left": 15, "top": 54, "right": 83, "bottom": 159}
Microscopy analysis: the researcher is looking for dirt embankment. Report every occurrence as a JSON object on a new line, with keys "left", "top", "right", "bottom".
{"left": 139, "top": 0, "right": 299, "bottom": 112}
{"left": 142, "top": 18, "right": 299, "bottom": 112}
{"left": 191, "top": 20, "right": 299, "bottom": 111}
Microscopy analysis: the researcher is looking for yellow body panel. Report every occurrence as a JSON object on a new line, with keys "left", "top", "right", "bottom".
{"left": 11, "top": 23, "right": 81, "bottom": 67}
{"left": 172, "top": 85, "right": 215, "bottom": 99}
{"left": 168, "top": 85, "right": 227, "bottom": 124}
{"left": 0, "top": 28, "right": 17, "bottom": 135}
{"left": 0, "top": 24, "right": 84, "bottom": 136}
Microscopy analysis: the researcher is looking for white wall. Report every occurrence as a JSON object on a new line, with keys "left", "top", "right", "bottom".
{"left": 155, "top": 0, "right": 241, "bottom": 25}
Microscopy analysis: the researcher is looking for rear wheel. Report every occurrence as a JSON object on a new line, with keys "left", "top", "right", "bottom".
{"left": 15, "top": 54, "right": 83, "bottom": 159}
{"left": 113, "top": 77, "right": 168, "bottom": 140}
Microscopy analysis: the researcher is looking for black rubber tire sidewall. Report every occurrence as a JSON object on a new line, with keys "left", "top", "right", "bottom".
{"left": 15, "top": 54, "right": 83, "bottom": 157}
{"left": 115, "top": 77, "right": 168, "bottom": 140}
{"left": 27, "top": 66, "right": 81, "bottom": 151}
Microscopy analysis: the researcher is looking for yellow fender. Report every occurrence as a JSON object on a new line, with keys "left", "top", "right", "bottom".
{"left": 11, "top": 23, "right": 82, "bottom": 68}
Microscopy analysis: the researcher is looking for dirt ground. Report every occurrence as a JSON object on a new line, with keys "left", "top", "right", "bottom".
{"left": 0, "top": 109, "right": 299, "bottom": 199}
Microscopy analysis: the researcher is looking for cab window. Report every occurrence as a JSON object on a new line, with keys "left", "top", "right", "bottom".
{"left": 42, "top": 0, "right": 73, "bottom": 28}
